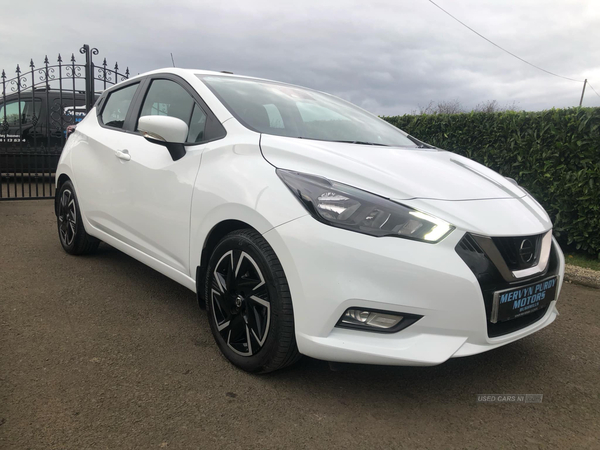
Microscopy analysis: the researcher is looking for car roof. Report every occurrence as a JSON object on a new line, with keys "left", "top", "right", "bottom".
{"left": 125, "top": 67, "right": 278, "bottom": 85}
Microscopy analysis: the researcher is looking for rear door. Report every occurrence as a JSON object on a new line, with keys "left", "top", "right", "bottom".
{"left": 72, "top": 79, "right": 144, "bottom": 247}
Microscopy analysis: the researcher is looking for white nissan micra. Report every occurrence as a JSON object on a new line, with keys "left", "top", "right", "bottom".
{"left": 55, "top": 68, "right": 564, "bottom": 373}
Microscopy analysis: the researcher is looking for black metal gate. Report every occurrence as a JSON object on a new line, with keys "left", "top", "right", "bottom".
{"left": 0, "top": 44, "right": 129, "bottom": 200}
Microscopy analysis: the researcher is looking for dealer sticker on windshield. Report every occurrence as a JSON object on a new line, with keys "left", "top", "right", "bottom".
{"left": 491, "top": 276, "right": 558, "bottom": 323}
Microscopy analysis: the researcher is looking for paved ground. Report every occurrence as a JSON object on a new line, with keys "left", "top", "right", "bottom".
{"left": 1, "top": 200, "right": 599, "bottom": 450}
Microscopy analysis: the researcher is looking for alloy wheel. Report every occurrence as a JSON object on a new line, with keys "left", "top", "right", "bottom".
{"left": 210, "top": 250, "right": 271, "bottom": 357}
{"left": 58, "top": 189, "right": 77, "bottom": 246}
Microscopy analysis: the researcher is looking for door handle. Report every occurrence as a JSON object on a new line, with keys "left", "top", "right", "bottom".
{"left": 115, "top": 149, "right": 131, "bottom": 161}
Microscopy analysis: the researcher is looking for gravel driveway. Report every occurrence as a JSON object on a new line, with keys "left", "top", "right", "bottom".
{"left": 1, "top": 200, "right": 599, "bottom": 450}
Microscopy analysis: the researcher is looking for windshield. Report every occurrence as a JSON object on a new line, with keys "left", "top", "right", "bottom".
{"left": 199, "top": 75, "right": 417, "bottom": 147}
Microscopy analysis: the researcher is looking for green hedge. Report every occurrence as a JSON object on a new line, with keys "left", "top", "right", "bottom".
{"left": 382, "top": 108, "right": 600, "bottom": 258}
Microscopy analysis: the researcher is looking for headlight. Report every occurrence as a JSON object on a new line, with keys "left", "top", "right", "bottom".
{"left": 277, "top": 169, "right": 454, "bottom": 242}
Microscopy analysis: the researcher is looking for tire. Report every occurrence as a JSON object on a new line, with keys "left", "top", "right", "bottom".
{"left": 56, "top": 180, "right": 100, "bottom": 255}
{"left": 204, "top": 229, "right": 301, "bottom": 373}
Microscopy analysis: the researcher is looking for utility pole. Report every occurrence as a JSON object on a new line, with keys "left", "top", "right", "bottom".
{"left": 579, "top": 79, "right": 587, "bottom": 107}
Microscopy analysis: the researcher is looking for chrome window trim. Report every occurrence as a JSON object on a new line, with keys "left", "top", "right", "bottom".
{"left": 472, "top": 230, "right": 552, "bottom": 282}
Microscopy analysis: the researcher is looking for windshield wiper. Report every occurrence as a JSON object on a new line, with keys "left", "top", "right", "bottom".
{"left": 407, "top": 135, "right": 434, "bottom": 149}
{"left": 293, "top": 137, "right": 391, "bottom": 146}
{"left": 328, "top": 140, "right": 389, "bottom": 146}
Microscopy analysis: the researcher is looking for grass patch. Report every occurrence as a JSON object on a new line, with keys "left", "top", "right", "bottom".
{"left": 564, "top": 252, "right": 600, "bottom": 271}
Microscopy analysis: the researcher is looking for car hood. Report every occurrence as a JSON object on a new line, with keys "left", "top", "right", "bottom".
{"left": 260, "top": 135, "right": 527, "bottom": 201}
{"left": 260, "top": 135, "right": 553, "bottom": 235}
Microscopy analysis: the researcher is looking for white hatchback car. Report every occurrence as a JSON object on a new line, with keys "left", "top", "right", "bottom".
{"left": 55, "top": 68, "right": 564, "bottom": 373}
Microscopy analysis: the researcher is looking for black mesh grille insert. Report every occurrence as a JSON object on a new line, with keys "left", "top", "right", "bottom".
{"left": 456, "top": 233, "right": 559, "bottom": 338}
{"left": 491, "top": 234, "right": 544, "bottom": 271}
{"left": 458, "top": 233, "right": 484, "bottom": 254}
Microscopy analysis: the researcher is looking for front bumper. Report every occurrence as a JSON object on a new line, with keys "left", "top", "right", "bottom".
{"left": 263, "top": 215, "right": 565, "bottom": 366}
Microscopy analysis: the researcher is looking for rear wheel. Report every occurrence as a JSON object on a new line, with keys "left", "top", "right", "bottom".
{"left": 56, "top": 180, "right": 99, "bottom": 255}
{"left": 204, "top": 229, "right": 300, "bottom": 373}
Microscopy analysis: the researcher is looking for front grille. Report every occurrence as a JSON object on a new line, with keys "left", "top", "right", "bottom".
{"left": 491, "top": 234, "right": 544, "bottom": 271}
{"left": 458, "top": 233, "right": 484, "bottom": 254}
{"left": 456, "top": 233, "right": 559, "bottom": 338}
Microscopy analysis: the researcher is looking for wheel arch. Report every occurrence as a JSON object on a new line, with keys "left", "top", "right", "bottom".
{"left": 196, "top": 219, "right": 256, "bottom": 307}
{"left": 54, "top": 173, "right": 71, "bottom": 216}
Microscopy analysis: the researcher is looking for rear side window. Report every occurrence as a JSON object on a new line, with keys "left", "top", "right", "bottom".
{"left": 101, "top": 83, "right": 139, "bottom": 129}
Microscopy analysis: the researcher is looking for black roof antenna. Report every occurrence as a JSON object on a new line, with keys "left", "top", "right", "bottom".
{"left": 170, "top": 53, "right": 176, "bottom": 67}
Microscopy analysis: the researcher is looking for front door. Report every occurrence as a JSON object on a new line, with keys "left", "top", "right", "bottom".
{"left": 77, "top": 75, "right": 224, "bottom": 276}
{"left": 118, "top": 77, "right": 217, "bottom": 275}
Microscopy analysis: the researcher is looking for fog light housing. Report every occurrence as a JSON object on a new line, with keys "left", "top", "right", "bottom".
{"left": 336, "top": 308, "right": 422, "bottom": 333}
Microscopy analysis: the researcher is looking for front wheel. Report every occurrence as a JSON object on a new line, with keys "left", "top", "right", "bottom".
{"left": 204, "top": 229, "right": 300, "bottom": 373}
{"left": 56, "top": 180, "right": 99, "bottom": 255}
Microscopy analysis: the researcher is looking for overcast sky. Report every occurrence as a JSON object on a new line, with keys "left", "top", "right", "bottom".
{"left": 2, "top": 0, "right": 599, "bottom": 115}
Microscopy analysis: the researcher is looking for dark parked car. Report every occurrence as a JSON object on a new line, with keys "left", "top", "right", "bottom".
{"left": 0, "top": 89, "right": 97, "bottom": 175}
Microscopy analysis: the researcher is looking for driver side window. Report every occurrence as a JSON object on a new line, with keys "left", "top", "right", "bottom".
{"left": 138, "top": 79, "right": 207, "bottom": 144}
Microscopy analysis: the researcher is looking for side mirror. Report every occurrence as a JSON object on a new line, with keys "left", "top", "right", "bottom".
{"left": 138, "top": 115, "right": 189, "bottom": 161}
